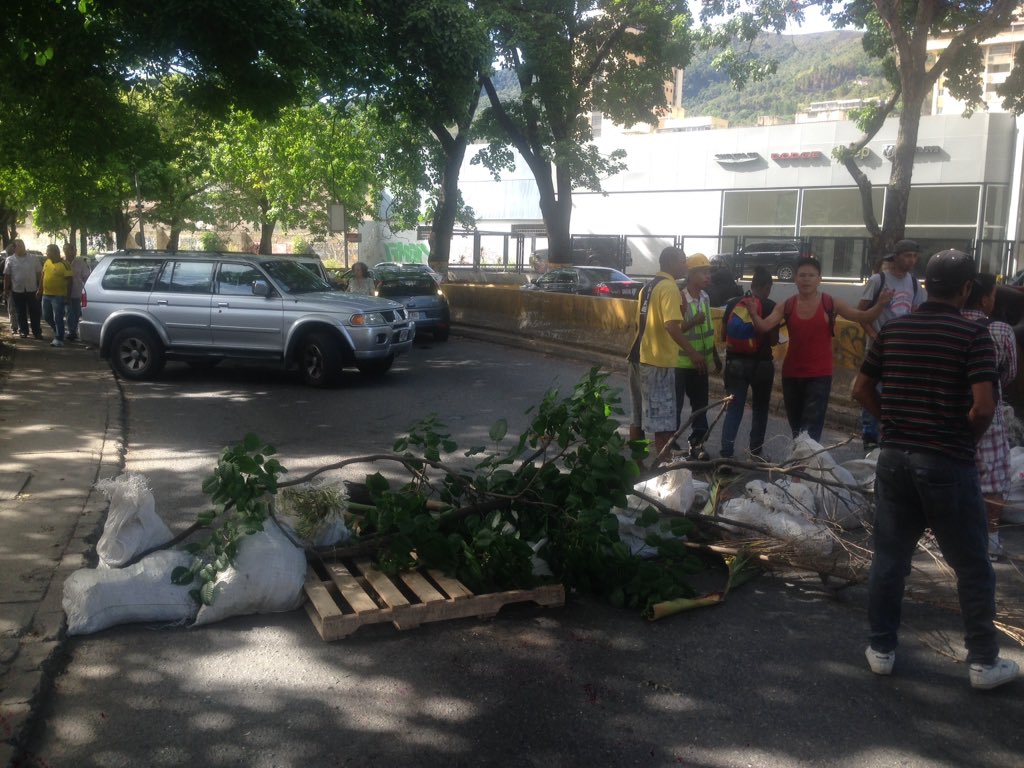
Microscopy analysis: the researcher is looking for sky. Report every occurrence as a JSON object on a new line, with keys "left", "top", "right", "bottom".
{"left": 688, "top": 1, "right": 845, "bottom": 36}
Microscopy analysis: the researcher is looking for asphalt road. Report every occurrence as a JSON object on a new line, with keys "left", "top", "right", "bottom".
{"left": 21, "top": 335, "right": 1024, "bottom": 768}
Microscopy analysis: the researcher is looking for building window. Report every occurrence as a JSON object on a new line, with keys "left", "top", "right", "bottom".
{"left": 722, "top": 190, "right": 798, "bottom": 236}
{"left": 904, "top": 186, "right": 979, "bottom": 227}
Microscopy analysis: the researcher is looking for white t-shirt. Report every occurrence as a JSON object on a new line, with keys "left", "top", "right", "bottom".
{"left": 860, "top": 271, "right": 925, "bottom": 334}
{"left": 3, "top": 254, "right": 42, "bottom": 293}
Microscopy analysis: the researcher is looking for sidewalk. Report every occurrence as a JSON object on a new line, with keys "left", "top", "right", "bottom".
{"left": 0, "top": 333, "right": 124, "bottom": 767}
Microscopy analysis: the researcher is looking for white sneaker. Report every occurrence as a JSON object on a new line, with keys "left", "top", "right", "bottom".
{"left": 865, "top": 646, "right": 896, "bottom": 675}
{"left": 969, "top": 658, "right": 1019, "bottom": 690}
{"left": 50, "top": 339, "right": 64, "bottom": 347}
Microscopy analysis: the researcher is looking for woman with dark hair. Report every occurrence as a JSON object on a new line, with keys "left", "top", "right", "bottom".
{"left": 347, "top": 262, "right": 375, "bottom": 295}
{"left": 962, "top": 272, "right": 1017, "bottom": 560}
{"left": 751, "top": 256, "right": 893, "bottom": 441}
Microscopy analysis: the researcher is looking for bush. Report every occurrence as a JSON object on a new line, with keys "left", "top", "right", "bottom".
{"left": 199, "top": 231, "right": 227, "bottom": 251}
{"left": 291, "top": 236, "right": 312, "bottom": 254}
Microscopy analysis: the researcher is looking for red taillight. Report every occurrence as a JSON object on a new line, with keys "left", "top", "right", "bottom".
{"left": 594, "top": 284, "right": 610, "bottom": 295}
{"left": 81, "top": 290, "right": 87, "bottom": 309}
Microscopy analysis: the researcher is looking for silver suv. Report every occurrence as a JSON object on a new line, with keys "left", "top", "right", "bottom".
{"left": 80, "top": 251, "right": 414, "bottom": 387}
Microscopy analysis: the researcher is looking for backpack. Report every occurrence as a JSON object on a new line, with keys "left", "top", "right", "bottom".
{"left": 783, "top": 293, "right": 836, "bottom": 337}
{"left": 626, "top": 276, "right": 666, "bottom": 364}
{"left": 723, "top": 294, "right": 762, "bottom": 354}
{"left": 870, "top": 271, "right": 919, "bottom": 307}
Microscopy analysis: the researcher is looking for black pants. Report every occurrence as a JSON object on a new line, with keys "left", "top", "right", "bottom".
{"left": 11, "top": 291, "right": 42, "bottom": 336}
{"left": 675, "top": 367, "right": 710, "bottom": 447}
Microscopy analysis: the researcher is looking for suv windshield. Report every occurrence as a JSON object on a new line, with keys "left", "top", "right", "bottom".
{"left": 262, "top": 260, "right": 333, "bottom": 294}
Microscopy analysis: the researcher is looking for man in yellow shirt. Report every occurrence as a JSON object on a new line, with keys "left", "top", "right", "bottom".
{"left": 39, "top": 244, "right": 72, "bottom": 347}
{"left": 631, "top": 247, "right": 702, "bottom": 459}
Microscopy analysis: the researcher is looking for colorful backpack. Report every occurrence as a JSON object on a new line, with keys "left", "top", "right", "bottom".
{"left": 724, "top": 295, "right": 762, "bottom": 354}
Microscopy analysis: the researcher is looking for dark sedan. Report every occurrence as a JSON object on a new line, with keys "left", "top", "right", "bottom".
{"left": 374, "top": 270, "right": 451, "bottom": 341}
{"left": 523, "top": 267, "right": 644, "bottom": 298}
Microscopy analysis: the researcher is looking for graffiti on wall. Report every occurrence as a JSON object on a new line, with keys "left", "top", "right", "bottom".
{"left": 384, "top": 242, "right": 429, "bottom": 263}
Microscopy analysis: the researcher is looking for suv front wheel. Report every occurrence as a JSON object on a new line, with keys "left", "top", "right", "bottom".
{"left": 777, "top": 263, "right": 795, "bottom": 281}
{"left": 110, "top": 326, "right": 166, "bottom": 380}
{"left": 298, "top": 332, "right": 342, "bottom": 387}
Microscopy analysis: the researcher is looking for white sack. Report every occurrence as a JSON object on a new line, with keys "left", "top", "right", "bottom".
{"left": 787, "top": 432, "right": 871, "bottom": 530}
{"left": 1005, "top": 447, "right": 1024, "bottom": 524}
{"left": 94, "top": 474, "right": 173, "bottom": 567}
{"left": 193, "top": 520, "right": 307, "bottom": 626}
{"left": 630, "top": 468, "right": 696, "bottom": 514}
{"left": 274, "top": 482, "right": 352, "bottom": 548}
{"left": 63, "top": 550, "right": 197, "bottom": 635}
{"left": 720, "top": 494, "right": 833, "bottom": 558}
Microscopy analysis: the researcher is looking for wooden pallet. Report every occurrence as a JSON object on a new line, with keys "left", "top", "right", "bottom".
{"left": 304, "top": 558, "right": 565, "bottom": 641}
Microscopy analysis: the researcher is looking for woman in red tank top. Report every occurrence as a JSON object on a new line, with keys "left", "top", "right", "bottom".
{"left": 751, "top": 257, "right": 893, "bottom": 442}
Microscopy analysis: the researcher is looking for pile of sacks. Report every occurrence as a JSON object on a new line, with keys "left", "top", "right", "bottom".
{"left": 719, "top": 433, "right": 873, "bottom": 558}
{"left": 62, "top": 473, "right": 323, "bottom": 635}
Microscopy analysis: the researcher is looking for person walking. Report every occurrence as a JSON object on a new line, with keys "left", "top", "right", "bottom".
{"left": 632, "top": 247, "right": 693, "bottom": 460}
{"left": 961, "top": 272, "right": 1017, "bottom": 561}
{"left": 64, "top": 242, "right": 91, "bottom": 341}
{"left": 3, "top": 241, "right": 16, "bottom": 333}
{"left": 853, "top": 249, "right": 1018, "bottom": 690}
{"left": 675, "top": 253, "right": 722, "bottom": 460}
{"left": 719, "top": 266, "right": 778, "bottom": 460}
{"left": 857, "top": 239, "right": 924, "bottom": 450}
{"left": 750, "top": 256, "right": 892, "bottom": 442}
{"left": 3, "top": 239, "right": 43, "bottom": 339}
{"left": 40, "top": 244, "right": 73, "bottom": 347}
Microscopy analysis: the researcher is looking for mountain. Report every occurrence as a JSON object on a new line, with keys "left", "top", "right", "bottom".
{"left": 683, "top": 30, "right": 889, "bottom": 125}
{"left": 482, "top": 31, "right": 888, "bottom": 127}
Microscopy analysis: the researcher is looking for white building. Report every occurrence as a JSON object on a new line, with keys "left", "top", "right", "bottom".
{"left": 457, "top": 111, "right": 1017, "bottom": 276}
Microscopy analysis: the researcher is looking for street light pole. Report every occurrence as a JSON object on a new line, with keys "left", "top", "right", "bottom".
{"left": 134, "top": 172, "right": 146, "bottom": 249}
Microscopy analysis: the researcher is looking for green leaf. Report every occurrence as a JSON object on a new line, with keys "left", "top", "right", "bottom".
{"left": 489, "top": 418, "right": 508, "bottom": 442}
{"left": 170, "top": 566, "right": 195, "bottom": 585}
{"left": 197, "top": 510, "right": 217, "bottom": 527}
{"left": 200, "top": 580, "right": 216, "bottom": 606}
{"left": 242, "top": 433, "right": 261, "bottom": 451}
{"left": 638, "top": 508, "right": 659, "bottom": 528}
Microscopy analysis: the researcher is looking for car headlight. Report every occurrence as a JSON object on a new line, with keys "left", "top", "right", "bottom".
{"left": 349, "top": 312, "right": 388, "bottom": 326}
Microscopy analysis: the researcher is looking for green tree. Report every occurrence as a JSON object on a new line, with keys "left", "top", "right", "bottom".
{"left": 357, "top": 0, "right": 493, "bottom": 271}
{"left": 697, "top": 0, "right": 1022, "bottom": 259}
{"left": 209, "top": 103, "right": 422, "bottom": 254}
{"left": 473, "top": 0, "right": 693, "bottom": 261}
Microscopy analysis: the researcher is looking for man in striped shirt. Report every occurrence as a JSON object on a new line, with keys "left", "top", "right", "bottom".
{"left": 853, "top": 249, "right": 1018, "bottom": 690}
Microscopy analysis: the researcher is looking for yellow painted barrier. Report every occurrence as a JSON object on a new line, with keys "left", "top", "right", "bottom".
{"left": 444, "top": 284, "right": 869, "bottom": 376}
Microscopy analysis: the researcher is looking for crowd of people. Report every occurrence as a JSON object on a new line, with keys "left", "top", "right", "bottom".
{"left": 2, "top": 238, "right": 91, "bottom": 347}
{"left": 629, "top": 242, "right": 1019, "bottom": 690}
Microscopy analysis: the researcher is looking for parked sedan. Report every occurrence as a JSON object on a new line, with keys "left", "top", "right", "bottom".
{"left": 523, "top": 267, "right": 644, "bottom": 298}
{"left": 373, "top": 270, "right": 451, "bottom": 341}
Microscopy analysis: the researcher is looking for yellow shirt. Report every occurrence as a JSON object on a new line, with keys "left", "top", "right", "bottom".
{"left": 42, "top": 259, "right": 72, "bottom": 296}
{"left": 637, "top": 272, "right": 685, "bottom": 367}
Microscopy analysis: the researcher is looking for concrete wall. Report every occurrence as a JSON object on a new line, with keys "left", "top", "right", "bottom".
{"left": 444, "top": 285, "right": 866, "bottom": 400}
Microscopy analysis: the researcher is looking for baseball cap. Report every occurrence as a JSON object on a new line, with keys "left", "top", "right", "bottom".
{"left": 925, "top": 249, "right": 976, "bottom": 287}
{"left": 892, "top": 239, "right": 920, "bottom": 255}
{"left": 686, "top": 253, "right": 711, "bottom": 270}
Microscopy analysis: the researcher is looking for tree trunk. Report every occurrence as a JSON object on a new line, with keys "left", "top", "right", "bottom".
{"left": 113, "top": 209, "right": 131, "bottom": 249}
{"left": 258, "top": 196, "right": 275, "bottom": 254}
{"left": 167, "top": 218, "right": 182, "bottom": 252}
{"left": 429, "top": 129, "right": 470, "bottom": 272}
{"left": 79, "top": 229, "right": 87, "bottom": 258}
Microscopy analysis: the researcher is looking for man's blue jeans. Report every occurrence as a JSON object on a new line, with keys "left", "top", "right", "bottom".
{"left": 720, "top": 357, "right": 774, "bottom": 458}
{"left": 868, "top": 448, "right": 998, "bottom": 664}
{"left": 42, "top": 295, "right": 67, "bottom": 341}
{"left": 781, "top": 375, "right": 832, "bottom": 442}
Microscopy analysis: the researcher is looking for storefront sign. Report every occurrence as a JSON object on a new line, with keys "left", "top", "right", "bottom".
{"left": 771, "top": 151, "right": 824, "bottom": 161}
{"left": 714, "top": 152, "right": 762, "bottom": 166}
{"left": 882, "top": 144, "right": 942, "bottom": 159}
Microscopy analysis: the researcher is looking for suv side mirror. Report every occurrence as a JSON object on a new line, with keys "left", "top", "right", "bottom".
{"left": 252, "top": 280, "right": 271, "bottom": 297}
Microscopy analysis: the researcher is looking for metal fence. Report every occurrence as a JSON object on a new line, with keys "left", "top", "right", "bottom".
{"left": 441, "top": 229, "right": 1017, "bottom": 281}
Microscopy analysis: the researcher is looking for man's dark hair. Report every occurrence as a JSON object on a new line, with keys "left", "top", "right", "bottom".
{"left": 965, "top": 272, "right": 997, "bottom": 310}
{"left": 796, "top": 256, "right": 821, "bottom": 274}
{"left": 924, "top": 249, "right": 976, "bottom": 300}
{"left": 659, "top": 246, "right": 685, "bottom": 272}
{"left": 751, "top": 266, "right": 773, "bottom": 289}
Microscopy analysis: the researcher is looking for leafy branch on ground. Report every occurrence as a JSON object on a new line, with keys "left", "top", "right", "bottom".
{"left": 170, "top": 433, "right": 285, "bottom": 605}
